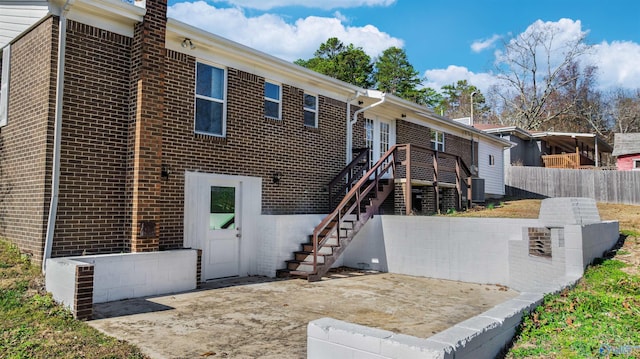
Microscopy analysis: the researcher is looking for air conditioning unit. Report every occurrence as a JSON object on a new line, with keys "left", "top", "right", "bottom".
{"left": 471, "top": 178, "right": 485, "bottom": 203}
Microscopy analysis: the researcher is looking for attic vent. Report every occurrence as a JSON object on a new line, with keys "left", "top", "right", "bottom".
{"left": 528, "top": 227, "right": 552, "bottom": 258}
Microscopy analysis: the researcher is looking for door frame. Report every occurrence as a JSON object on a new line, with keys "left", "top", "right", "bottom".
{"left": 184, "top": 172, "right": 262, "bottom": 280}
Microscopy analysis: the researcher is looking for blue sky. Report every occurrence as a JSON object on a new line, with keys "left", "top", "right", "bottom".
{"left": 167, "top": 0, "right": 640, "bottom": 93}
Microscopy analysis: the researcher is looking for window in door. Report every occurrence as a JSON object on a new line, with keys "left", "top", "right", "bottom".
{"left": 365, "top": 118, "right": 374, "bottom": 166}
{"left": 209, "top": 186, "right": 236, "bottom": 230}
{"left": 380, "top": 122, "right": 390, "bottom": 157}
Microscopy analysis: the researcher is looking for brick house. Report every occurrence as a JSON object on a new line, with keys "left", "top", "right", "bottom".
{"left": 612, "top": 133, "right": 640, "bottom": 171}
{"left": 0, "top": 0, "right": 510, "bottom": 285}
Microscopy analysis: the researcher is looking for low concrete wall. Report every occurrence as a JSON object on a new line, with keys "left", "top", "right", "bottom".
{"left": 343, "top": 216, "right": 540, "bottom": 286}
{"left": 314, "top": 198, "right": 620, "bottom": 358}
{"left": 46, "top": 249, "right": 198, "bottom": 318}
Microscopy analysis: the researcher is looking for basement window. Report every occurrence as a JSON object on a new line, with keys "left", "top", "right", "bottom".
{"left": 634, "top": 159, "right": 640, "bottom": 170}
{"left": 0, "top": 45, "right": 10, "bottom": 127}
{"left": 195, "top": 62, "right": 226, "bottom": 137}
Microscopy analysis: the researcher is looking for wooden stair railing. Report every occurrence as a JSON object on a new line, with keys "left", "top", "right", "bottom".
{"left": 276, "top": 144, "right": 473, "bottom": 281}
{"left": 328, "top": 148, "right": 370, "bottom": 211}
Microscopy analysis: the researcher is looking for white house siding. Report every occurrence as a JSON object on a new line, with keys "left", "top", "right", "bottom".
{"left": 0, "top": 1, "right": 49, "bottom": 48}
{"left": 478, "top": 140, "right": 505, "bottom": 196}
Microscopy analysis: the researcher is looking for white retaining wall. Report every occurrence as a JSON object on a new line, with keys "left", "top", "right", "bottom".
{"left": 46, "top": 249, "right": 198, "bottom": 305}
{"left": 256, "top": 214, "right": 325, "bottom": 277}
{"left": 45, "top": 257, "right": 88, "bottom": 311}
{"left": 314, "top": 198, "right": 620, "bottom": 358}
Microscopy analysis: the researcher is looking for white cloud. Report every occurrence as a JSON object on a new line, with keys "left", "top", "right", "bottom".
{"left": 470, "top": 34, "right": 500, "bottom": 53}
{"left": 421, "top": 19, "right": 640, "bottom": 94}
{"left": 168, "top": 1, "right": 402, "bottom": 62}
{"left": 590, "top": 40, "right": 640, "bottom": 89}
{"left": 423, "top": 65, "right": 499, "bottom": 94}
{"left": 212, "top": 0, "right": 396, "bottom": 11}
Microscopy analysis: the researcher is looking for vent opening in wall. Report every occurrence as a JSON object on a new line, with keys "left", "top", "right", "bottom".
{"left": 528, "top": 227, "right": 552, "bottom": 258}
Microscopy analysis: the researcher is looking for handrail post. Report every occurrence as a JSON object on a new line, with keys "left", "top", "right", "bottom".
{"left": 312, "top": 233, "right": 317, "bottom": 273}
{"left": 434, "top": 151, "right": 439, "bottom": 214}
{"left": 405, "top": 144, "right": 412, "bottom": 215}
{"left": 456, "top": 158, "right": 462, "bottom": 210}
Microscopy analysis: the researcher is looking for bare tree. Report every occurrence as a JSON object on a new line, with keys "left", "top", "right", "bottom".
{"left": 493, "top": 20, "right": 593, "bottom": 130}
{"left": 609, "top": 88, "right": 640, "bottom": 133}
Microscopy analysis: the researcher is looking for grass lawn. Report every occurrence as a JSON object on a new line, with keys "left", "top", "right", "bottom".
{"left": 0, "top": 239, "right": 147, "bottom": 359}
{"left": 457, "top": 200, "right": 640, "bottom": 358}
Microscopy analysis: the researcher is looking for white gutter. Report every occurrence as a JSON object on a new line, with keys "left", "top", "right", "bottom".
{"left": 43, "top": 0, "right": 75, "bottom": 273}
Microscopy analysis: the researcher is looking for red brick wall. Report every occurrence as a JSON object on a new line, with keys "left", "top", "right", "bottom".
{"left": 52, "top": 21, "right": 132, "bottom": 257}
{"left": 0, "top": 18, "right": 57, "bottom": 262}
{"left": 160, "top": 51, "right": 348, "bottom": 249}
{"left": 127, "top": 0, "right": 167, "bottom": 252}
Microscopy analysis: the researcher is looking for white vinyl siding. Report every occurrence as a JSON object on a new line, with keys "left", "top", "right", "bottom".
{"left": 478, "top": 140, "right": 505, "bottom": 196}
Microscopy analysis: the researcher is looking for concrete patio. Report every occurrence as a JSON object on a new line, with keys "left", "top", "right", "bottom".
{"left": 89, "top": 271, "right": 518, "bottom": 359}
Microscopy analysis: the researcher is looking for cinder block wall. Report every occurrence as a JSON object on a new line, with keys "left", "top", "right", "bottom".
{"left": 0, "top": 17, "right": 58, "bottom": 262}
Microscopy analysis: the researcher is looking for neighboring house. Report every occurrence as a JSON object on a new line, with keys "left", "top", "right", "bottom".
{"left": 0, "top": 0, "right": 510, "bottom": 284}
{"left": 475, "top": 124, "right": 612, "bottom": 169}
{"left": 612, "top": 133, "right": 640, "bottom": 171}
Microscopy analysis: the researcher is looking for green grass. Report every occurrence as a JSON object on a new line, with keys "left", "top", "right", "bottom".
{"left": 0, "top": 239, "right": 147, "bottom": 359}
{"left": 507, "top": 255, "right": 640, "bottom": 358}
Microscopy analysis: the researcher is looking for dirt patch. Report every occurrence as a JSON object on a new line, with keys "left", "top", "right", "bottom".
{"left": 90, "top": 272, "right": 517, "bottom": 359}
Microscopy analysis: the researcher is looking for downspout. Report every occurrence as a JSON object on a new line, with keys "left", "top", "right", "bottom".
{"left": 43, "top": 0, "right": 75, "bottom": 273}
{"left": 345, "top": 91, "right": 360, "bottom": 164}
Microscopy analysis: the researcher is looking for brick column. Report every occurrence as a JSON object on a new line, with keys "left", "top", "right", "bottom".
{"left": 74, "top": 264, "right": 94, "bottom": 320}
{"left": 128, "top": 0, "right": 167, "bottom": 252}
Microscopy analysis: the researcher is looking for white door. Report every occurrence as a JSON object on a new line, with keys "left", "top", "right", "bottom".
{"left": 365, "top": 117, "right": 396, "bottom": 167}
{"left": 204, "top": 181, "right": 241, "bottom": 279}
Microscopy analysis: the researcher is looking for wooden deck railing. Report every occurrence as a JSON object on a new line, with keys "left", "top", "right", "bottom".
{"left": 542, "top": 153, "right": 580, "bottom": 169}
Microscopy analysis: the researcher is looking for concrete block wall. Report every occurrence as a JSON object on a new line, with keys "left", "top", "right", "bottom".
{"left": 256, "top": 214, "right": 325, "bottom": 276}
{"left": 343, "top": 216, "right": 539, "bottom": 286}
{"left": 46, "top": 249, "right": 198, "bottom": 317}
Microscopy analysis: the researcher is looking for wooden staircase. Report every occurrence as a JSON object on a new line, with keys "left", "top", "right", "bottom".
{"left": 276, "top": 148, "right": 396, "bottom": 282}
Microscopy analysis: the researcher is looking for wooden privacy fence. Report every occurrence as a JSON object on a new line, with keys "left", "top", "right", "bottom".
{"left": 506, "top": 166, "right": 640, "bottom": 205}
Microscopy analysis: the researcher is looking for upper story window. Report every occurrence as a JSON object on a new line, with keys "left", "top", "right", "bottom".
{"left": 303, "top": 93, "right": 318, "bottom": 127}
{"left": 489, "top": 154, "right": 495, "bottom": 166}
{"left": 264, "top": 81, "right": 281, "bottom": 120}
{"left": 0, "top": 45, "right": 10, "bottom": 128}
{"left": 431, "top": 130, "right": 445, "bottom": 152}
{"left": 195, "top": 62, "right": 226, "bottom": 137}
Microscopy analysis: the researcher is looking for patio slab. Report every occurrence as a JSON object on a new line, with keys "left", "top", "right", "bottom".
{"left": 89, "top": 270, "right": 518, "bottom": 359}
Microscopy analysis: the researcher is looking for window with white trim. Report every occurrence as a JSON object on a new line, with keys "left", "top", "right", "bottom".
{"left": 303, "top": 93, "right": 317, "bottom": 127}
{"left": 0, "top": 45, "right": 10, "bottom": 127}
{"left": 264, "top": 81, "right": 281, "bottom": 120}
{"left": 634, "top": 159, "right": 640, "bottom": 170}
{"left": 489, "top": 154, "right": 495, "bottom": 166}
{"left": 431, "top": 130, "right": 445, "bottom": 151}
{"left": 195, "top": 62, "right": 226, "bottom": 136}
